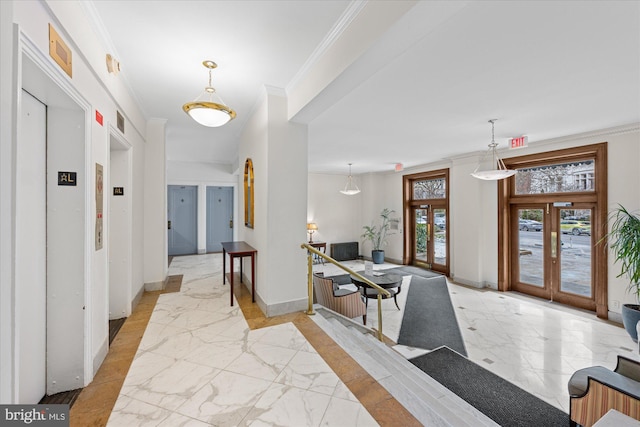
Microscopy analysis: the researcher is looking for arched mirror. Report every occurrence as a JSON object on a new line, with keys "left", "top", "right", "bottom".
{"left": 244, "top": 158, "right": 254, "bottom": 228}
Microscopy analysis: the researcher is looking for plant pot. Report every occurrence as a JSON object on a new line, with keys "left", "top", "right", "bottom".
{"left": 621, "top": 304, "right": 640, "bottom": 342}
{"left": 372, "top": 250, "right": 385, "bottom": 264}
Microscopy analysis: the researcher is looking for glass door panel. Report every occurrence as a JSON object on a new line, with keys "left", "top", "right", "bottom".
{"left": 512, "top": 204, "right": 595, "bottom": 308}
{"left": 559, "top": 208, "right": 593, "bottom": 297}
{"left": 414, "top": 208, "right": 428, "bottom": 265}
{"left": 517, "top": 208, "right": 544, "bottom": 288}
{"left": 433, "top": 208, "right": 447, "bottom": 267}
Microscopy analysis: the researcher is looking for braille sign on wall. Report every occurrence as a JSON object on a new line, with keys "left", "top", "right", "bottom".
{"left": 117, "top": 111, "right": 125, "bottom": 133}
{"left": 58, "top": 171, "right": 77, "bottom": 186}
{"left": 113, "top": 187, "right": 124, "bottom": 196}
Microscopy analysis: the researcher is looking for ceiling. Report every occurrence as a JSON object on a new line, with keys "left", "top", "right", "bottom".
{"left": 87, "top": 1, "right": 639, "bottom": 175}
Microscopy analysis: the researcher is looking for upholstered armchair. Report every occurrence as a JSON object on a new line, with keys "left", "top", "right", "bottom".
{"left": 313, "top": 273, "right": 367, "bottom": 325}
{"left": 568, "top": 355, "right": 640, "bottom": 426}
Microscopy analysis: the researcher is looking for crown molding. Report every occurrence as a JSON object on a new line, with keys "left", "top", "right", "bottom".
{"left": 530, "top": 122, "right": 640, "bottom": 149}
{"left": 79, "top": 1, "right": 149, "bottom": 121}
{"left": 286, "top": 0, "right": 367, "bottom": 94}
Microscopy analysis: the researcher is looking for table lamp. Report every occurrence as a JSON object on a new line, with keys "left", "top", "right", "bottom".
{"left": 307, "top": 223, "right": 318, "bottom": 243}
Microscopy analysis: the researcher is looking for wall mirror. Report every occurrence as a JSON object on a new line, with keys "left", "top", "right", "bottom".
{"left": 244, "top": 158, "right": 254, "bottom": 228}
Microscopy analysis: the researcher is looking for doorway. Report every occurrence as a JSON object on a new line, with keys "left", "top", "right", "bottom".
{"left": 511, "top": 204, "right": 595, "bottom": 310}
{"left": 499, "top": 143, "right": 608, "bottom": 317}
{"left": 17, "top": 89, "right": 47, "bottom": 403}
{"left": 206, "top": 186, "right": 233, "bottom": 253}
{"left": 109, "top": 132, "right": 132, "bottom": 319}
{"left": 411, "top": 205, "right": 448, "bottom": 272}
{"left": 168, "top": 185, "right": 198, "bottom": 256}
{"left": 403, "top": 169, "right": 450, "bottom": 276}
{"left": 18, "top": 52, "right": 89, "bottom": 400}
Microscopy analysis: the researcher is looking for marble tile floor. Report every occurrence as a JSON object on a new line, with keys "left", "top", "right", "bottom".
{"left": 314, "top": 259, "right": 639, "bottom": 414}
{"left": 71, "top": 253, "right": 638, "bottom": 425}
{"left": 76, "top": 254, "right": 419, "bottom": 427}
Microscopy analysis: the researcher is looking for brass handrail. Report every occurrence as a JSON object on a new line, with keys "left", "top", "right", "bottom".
{"left": 301, "top": 243, "right": 390, "bottom": 341}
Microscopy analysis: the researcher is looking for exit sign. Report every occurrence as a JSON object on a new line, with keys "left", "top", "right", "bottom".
{"left": 509, "top": 136, "right": 528, "bottom": 149}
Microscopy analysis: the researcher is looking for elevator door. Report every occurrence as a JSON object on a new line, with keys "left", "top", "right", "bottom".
{"left": 18, "top": 90, "right": 47, "bottom": 402}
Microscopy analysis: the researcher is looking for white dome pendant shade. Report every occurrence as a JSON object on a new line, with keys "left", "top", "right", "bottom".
{"left": 471, "top": 119, "right": 517, "bottom": 181}
{"left": 340, "top": 163, "right": 361, "bottom": 195}
{"left": 183, "top": 60, "right": 236, "bottom": 127}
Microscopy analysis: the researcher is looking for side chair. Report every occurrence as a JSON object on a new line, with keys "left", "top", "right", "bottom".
{"left": 313, "top": 273, "right": 367, "bottom": 325}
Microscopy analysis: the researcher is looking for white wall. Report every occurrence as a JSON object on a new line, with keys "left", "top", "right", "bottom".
{"left": 238, "top": 91, "right": 268, "bottom": 296}
{"left": 144, "top": 119, "right": 167, "bottom": 288}
{"left": 0, "top": 0, "right": 15, "bottom": 404}
{"left": 307, "top": 173, "right": 362, "bottom": 247}
{"left": 264, "top": 92, "right": 308, "bottom": 311}
{"left": 450, "top": 157, "right": 495, "bottom": 288}
{"left": 600, "top": 130, "right": 640, "bottom": 311}
{"left": 238, "top": 88, "right": 309, "bottom": 316}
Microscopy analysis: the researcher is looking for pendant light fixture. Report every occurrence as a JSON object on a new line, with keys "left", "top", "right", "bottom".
{"left": 340, "top": 163, "right": 360, "bottom": 195}
{"left": 471, "top": 119, "right": 517, "bottom": 180}
{"left": 183, "top": 60, "right": 236, "bottom": 127}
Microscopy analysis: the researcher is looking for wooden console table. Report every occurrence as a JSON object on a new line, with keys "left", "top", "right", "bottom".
{"left": 222, "top": 241, "right": 257, "bottom": 306}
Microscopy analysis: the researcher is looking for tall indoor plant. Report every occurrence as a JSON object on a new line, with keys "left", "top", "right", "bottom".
{"left": 362, "top": 208, "right": 395, "bottom": 264}
{"left": 605, "top": 205, "right": 640, "bottom": 341}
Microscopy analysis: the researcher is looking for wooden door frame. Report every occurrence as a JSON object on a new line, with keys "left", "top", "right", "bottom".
{"left": 403, "top": 168, "right": 450, "bottom": 276}
{"left": 497, "top": 143, "right": 608, "bottom": 318}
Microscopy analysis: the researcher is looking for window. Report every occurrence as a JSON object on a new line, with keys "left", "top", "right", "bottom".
{"left": 514, "top": 160, "right": 595, "bottom": 195}
{"left": 413, "top": 178, "right": 446, "bottom": 199}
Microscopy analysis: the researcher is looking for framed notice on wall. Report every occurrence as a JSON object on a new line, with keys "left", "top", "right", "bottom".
{"left": 95, "top": 163, "right": 103, "bottom": 250}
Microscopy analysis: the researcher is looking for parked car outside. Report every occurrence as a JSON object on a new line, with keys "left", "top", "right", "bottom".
{"left": 519, "top": 219, "right": 542, "bottom": 232}
{"left": 560, "top": 220, "right": 591, "bottom": 235}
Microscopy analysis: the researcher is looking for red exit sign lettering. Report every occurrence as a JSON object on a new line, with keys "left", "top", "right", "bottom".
{"left": 510, "top": 135, "right": 528, "bottom": 149}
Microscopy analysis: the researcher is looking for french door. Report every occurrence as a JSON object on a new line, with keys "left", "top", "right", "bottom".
{"left": 412, "top": 205, "right": 447, "bottom": 273}
{"left": 499, "top": 143, "right": 608, "bottom": 317}
{"left": 403, "top": 169, "right": 449, "bottom": 276}
{"left": 511, "top": 203, "right": 595, "bottom": 310}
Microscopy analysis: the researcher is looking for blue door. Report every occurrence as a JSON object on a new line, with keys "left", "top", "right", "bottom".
{"left": 168, "top": 185, "right": 197, "bottom": 256}
{"left": 206, "top": 186, "right": 233, "bottom": 252}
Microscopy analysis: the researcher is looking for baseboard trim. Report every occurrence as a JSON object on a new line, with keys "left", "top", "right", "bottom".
{"left": 608, "top": 311, "right": 623, "bottom": 325}
{"left": 452, "top": 277, "right": 488, "bottom": 289}
{"left": 132, "top": 285, "right": 144, "bottom": 312}
{"left": 265, "top": 297, "right": 308, "bottom": 317}
{"left": 144, "top": 280, "right": 164, "bottom": 291}
{"left": 92, "top": 336, "right": 109, "bottom": 377}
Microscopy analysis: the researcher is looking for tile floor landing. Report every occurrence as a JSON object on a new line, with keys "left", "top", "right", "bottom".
{"left": 79, "top": 254, "right": 417, "bottom": 426}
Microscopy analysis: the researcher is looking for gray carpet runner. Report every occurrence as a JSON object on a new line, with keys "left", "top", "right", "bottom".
{"left": 396, "top": 272, "right": 467, "bottom": 356}
{"left": 410, "top": 347, "right": 569, "bottom": 426}
{"left": 327, "top": 266, "right": 466, "bottom": 355}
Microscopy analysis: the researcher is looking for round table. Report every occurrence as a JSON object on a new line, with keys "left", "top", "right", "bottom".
{"left": 350, "top": 272, "right": 403, "bottom": 310}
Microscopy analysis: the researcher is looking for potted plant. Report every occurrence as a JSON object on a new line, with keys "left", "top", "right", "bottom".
{"left": 361, "top": 208, "right": 395, "bottom": 264}
{"left": 604, "top": 205, "right": 640, "bottom": 341}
